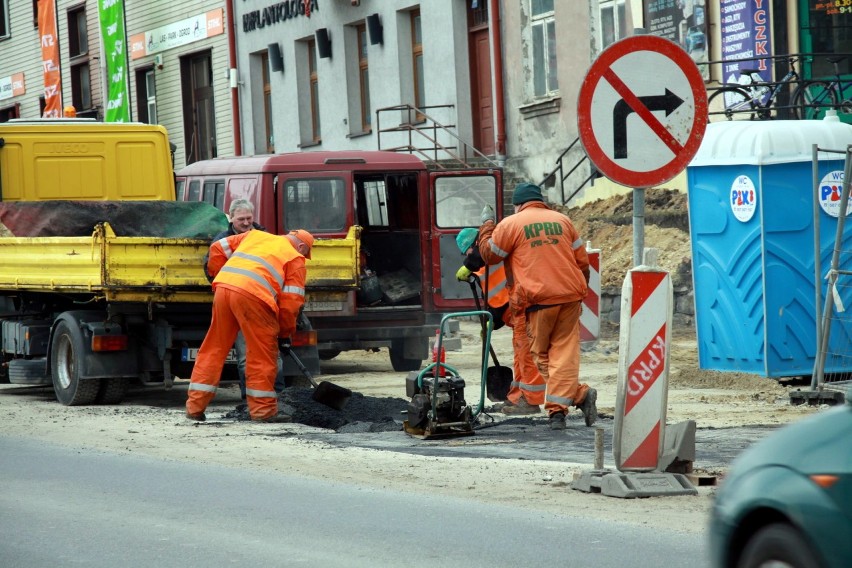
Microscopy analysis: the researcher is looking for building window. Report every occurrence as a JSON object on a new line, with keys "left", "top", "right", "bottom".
{"left": 530, "top": 0, "right": 558, "bottom": 97}
{"left": 136, "top": 68, "right": 157, "bottom": 123}
{"left": 68, "top": 6, "right": 88, "bottom": 57}
{"left": 357, "top": 24, "right": 371, "bottom": 131}
{"left": 599, "top": 0, "right": 626, "bottom": 51}
{"left": 32, "top": 0, "right": 38, "bottom": 28}
{"left": 71, "top": 63, "right": 91, "bottom": 110}
{"left": 0, "top": 0, "right": 9, "bottom": 38}
{"left": 262, "top": 51, "right": 274, "bottom": 153}
{"left": 411, "top": 10, "right": 425, "bottom": 115}
{"left": 308, "top": 39, "right": 321, "bottom": 143}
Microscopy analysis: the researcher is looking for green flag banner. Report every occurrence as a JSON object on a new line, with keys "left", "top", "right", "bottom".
{"left": 99, "top": 0, "right": 131, "bottom": 122}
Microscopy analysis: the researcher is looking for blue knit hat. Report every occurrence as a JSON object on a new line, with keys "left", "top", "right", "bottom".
{"left": 456, "top": 228, "right": 478, "bottom": 254}
{"left": 512, "top": 182, "right": 544, "bottom": 205}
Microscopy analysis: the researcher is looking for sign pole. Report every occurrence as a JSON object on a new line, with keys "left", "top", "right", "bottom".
{"left": 633, "top": 188, "right": 644, "bottom": 267}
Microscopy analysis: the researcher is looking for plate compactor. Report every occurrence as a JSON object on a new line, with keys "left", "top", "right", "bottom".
{"left": 403, "top": 311, "right": 493, "bottom": 440}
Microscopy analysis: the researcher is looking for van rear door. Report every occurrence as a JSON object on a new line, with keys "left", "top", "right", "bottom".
{"left": 429, "top": 169, "right": 503, "bottom": 309}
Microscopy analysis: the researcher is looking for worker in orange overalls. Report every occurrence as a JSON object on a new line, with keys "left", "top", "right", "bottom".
{"left": 454, "top": 228, "right": 545, "bottom": 414}
{"left": 477, "top": 182, "right": 597, "bottom": 430}
{"left": 186, "top": 229, "right": 314, "bottom": 422}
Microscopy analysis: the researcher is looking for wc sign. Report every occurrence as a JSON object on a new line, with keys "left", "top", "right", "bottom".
{"left": 818, "top": 170, "right": 852, "bottom": 218}
{"left": 730, "top": 175, "right": 757, "bottom": 222}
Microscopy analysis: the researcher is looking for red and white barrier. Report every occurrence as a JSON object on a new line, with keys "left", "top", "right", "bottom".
{"left": 612, "top": 252, "right": 673, "bottom": 472}
{"left": 580, "top": 244, "right": 601, "bottom": 345}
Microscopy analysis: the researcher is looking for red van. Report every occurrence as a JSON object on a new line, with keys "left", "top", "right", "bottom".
{"left": 175, "top": 151, "right": 502, "bottom": 371}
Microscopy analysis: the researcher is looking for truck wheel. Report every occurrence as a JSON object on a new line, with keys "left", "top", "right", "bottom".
{"left": 390, "top": 340, "right": 423, "bottom": 372}
{"left": 8, "top": 359, "right": 51, "bottom": 385}
{"left": 51, "top": 320, "right": 99, "bottom": 406}
{"left": 318, "top": 349, "right": 341, "bottom": 361}
{"left": 96, "top": 378, "right": 129, "bottom": 404}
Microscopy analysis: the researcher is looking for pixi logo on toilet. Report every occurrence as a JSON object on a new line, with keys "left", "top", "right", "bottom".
{"left": 818, "top": 170, "right": 852, "bottom": 218}
{"left": 730, "top": 175, "right": 757, "bottom": 223}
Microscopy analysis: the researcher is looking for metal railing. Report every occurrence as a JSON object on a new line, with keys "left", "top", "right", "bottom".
{"left": 539, "top": 137, "right": 596, "bottom": 206}
{"left": 375, "top": 104, "right": 499, "bottom": 169}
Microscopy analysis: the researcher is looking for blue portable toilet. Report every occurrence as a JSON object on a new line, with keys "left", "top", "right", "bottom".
{"left": 687, "top": 117, "right": 852, "bottom": 378}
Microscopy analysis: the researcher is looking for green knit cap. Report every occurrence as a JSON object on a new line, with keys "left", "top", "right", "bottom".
{"left": 511, "top": 182, "right": 544, "bottom": 205}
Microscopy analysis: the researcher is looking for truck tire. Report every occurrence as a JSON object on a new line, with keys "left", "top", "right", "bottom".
{"left": 8, "top": 359, "right": 51, "bottom": 385}
{"left": 318, "top": 349, "right": 341, "bottom": 361}
{"left": 96, "top": 378, "right": 129, "bottom": 404}
{"left": 390, "top": 340, "right": 423, "bottom": 372}
{"left": 51, "top": 320, "right": 99, "bottom": 406}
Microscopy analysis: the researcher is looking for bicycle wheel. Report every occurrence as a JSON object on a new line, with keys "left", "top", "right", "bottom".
{"left": 708, "top": 87, "right": 756, "bottom": 122}
{"left": 793, "top": 81, "right": 838, "bottom": 120}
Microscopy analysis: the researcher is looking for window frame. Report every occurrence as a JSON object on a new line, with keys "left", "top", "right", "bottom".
{"left": 308, "top": 39, "right": 321, "bottom": 143}
{"left": 598, "top": 0, "right": 627, "bottom": 51}
{"left": 357, "top": 23, "right": 371, "bottom": 132}
{"left": 67, "top": 5, "right": 88, "bottom": 58}
{"left": 262, "top": 51, "right": 274, "bottom": 153}
{"left": 0, "top": 0, "right": 9, "bottom": 39}
{"left": 530, "top": 0, "right": 558, "bottom": 98}
{"left": 70, "top": 62, "right": 91, "bottom": 110}
{"left": 411, "top": 9, "right": 425, "bottom": 119}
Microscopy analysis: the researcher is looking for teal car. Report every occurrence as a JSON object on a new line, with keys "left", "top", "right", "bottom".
{"left": 709, "top": 397, "right": 852, "bottom": 568}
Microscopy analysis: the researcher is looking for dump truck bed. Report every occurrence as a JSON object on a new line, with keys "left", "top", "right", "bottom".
{"left": 0, "top": 220, "right": 360, "bottom": 303}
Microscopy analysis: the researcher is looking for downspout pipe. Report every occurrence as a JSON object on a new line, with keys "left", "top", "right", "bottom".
{"left": 226, "top": 0, "right": 242, "bottom": 156}
{"left": 489, "top": 0, "right": 507, "bottom": 165}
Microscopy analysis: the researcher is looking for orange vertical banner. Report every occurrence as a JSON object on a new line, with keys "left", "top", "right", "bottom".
{"left": 38, "top": 0, "right": 62, "bottom": 118}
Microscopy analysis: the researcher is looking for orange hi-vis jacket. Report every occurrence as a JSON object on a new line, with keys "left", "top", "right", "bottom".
{"left": 475, "top": 262, "right": 509, "bottom": 309}
{"left": 479, "top": 202, "right": 589, "bottom": 311}
{"left": 206, "top": 230, "right": 307, "bottom": 338}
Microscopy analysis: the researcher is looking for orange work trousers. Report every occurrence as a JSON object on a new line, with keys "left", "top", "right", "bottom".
{"left": 526, "top": 301, "right": 590, "bottom": 416}
{"left": 186, "top": 287, "right": 280, "bottom": 420}
{"left": 504, "top": 307, "right": 545, "bottom": 406}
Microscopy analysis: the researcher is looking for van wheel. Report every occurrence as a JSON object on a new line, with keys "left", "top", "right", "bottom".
{"left": 389, "top": 340, "right": 422, "bottom": 372}
{"left": 51, "top": 320, "right": 99, "bottom": 406}
{"left": 8, "top": 359, "right": 51, "bottom": 385}
{"left": 96, "top": 378, "right": 129, "bottom": 404}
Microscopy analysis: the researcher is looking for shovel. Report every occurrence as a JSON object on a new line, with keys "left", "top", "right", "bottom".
{"left": 468, "top": 277, "right": 514, "bottom": 402}
{"left": 282, "top": 347, "right": 352, "bottom": 411}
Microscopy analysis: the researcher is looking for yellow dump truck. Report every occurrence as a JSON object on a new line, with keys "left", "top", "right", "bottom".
{"left": 0, "top": 201, "right": 359, "bottom": 405}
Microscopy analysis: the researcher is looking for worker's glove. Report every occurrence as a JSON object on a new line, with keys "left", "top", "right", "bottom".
{"left": 480, "top": 205, "right": 496, "bottom": 224}
{"left": 278, "top": 337, "right": 292, "bottom": 353}
{"left": 456, "top": 265, "right": 472, "bottom": 281}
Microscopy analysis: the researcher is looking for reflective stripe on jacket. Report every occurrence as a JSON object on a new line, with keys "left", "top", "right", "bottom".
{"left": 474, "top": 262, "right": 509, "bottom": 309}
{"left": 206, "top": 230, "right": 307, "bottom": 337}
{"left": 478, "top": 201, "right": 589, "bottom": 310}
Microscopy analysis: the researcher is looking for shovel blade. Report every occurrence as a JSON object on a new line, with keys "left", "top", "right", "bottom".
{"left": 312, "top": 381, "right": 352, "bottom": 411}
{"left": 486, "top": 365, "right": 513, "bottom": 402}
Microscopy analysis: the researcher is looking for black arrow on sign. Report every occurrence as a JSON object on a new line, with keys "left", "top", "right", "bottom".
{"left": 613, "top": 89, "right": 684, "bottom": 159}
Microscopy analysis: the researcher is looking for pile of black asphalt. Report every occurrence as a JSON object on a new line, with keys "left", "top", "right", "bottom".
{"left": 218, "top": 388, "right": 775, "bottom": 471}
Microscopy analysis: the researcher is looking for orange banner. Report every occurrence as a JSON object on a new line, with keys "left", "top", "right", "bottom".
{"left": 38, "top": 0, "right": 62, "bottom": 118}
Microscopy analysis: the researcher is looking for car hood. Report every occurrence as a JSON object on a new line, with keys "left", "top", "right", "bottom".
{"left": 729, "top": 404, "right": 852, "bottom": 475}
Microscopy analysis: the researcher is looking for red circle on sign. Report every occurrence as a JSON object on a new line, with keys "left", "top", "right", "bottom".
{"left": 577, "top": 35, "right": 707, "bottom": 188}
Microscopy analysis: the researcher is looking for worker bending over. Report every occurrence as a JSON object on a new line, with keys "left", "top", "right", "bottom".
{"left": 186, "top": 229, "right": 314, "bottom": 422}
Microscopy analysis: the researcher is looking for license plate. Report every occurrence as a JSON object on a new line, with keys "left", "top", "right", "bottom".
{"left": 181, "top": 347, "right": 237, "bottom": 363}
{"left": 304, "top": 300, "right": 345, "bottom": 312}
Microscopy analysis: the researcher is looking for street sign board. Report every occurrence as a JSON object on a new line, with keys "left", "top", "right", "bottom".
{"left": 577, "top": 35, "right": 707, "bottom": 188}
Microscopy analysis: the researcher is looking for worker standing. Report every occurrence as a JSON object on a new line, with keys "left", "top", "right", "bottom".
{"left": 186, "top": 229, "right": 314, "bottom": 422}
{"left": 477, "top": 182, "right": 597, "bottom": 430}
{"left": 454, "top": 228, "right": 545, "bottom": 414}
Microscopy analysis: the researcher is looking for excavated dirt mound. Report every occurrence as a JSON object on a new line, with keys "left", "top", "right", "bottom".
{"left": 555, "top": 188, "right": 692, "bottom": 288}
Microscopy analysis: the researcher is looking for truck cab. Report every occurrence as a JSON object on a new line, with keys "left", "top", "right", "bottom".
{"left": 175, "top": 151, "right": 502, "bottom": 371}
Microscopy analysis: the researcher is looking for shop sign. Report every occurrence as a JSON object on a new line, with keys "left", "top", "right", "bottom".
{"left": 0, "top": 73, "right": 25, "bottom": 101}
{"left": 129, "top": 9, "right": 224, "bottom": 60}
{"left": 243, "top": 0, "right": 319, "bottom": 33}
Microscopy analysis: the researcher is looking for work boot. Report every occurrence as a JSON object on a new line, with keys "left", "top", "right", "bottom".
{"left": 501, "top": 397, "right": 542, "bottom": 415}
{"left": 252, "top": 412, "right": 293, "bottom": 423}
{"left": 578, "top": 388, "right": 598, "bottom": 427}
{"left": 549, "top": 411, "right": 566, "bottom": 430}
{"left": 186, "top": 411, "right": 206, "bottom": 422}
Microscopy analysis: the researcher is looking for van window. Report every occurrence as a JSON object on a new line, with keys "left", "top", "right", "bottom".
{"left": 187, "top": 180, "right": 201, "bottom": 202}
{"left": 363, "top": 180, "right": 388, "bottom": 227}
{"left": 175, "top": 179, "right": 186, "bottom": 201}
{"left": 283, "top": 178, "right": 346, "bottom": 233}
{"left": 202, "top": 180, "right": 225, "bottom": 208}
{"left": 435, "top": 175, "right": 498, "bottom": 228}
